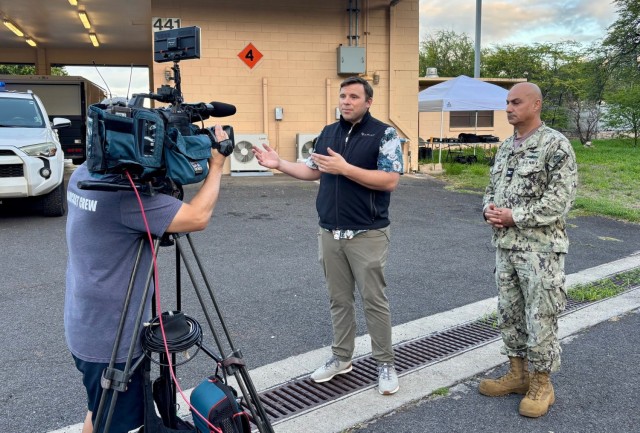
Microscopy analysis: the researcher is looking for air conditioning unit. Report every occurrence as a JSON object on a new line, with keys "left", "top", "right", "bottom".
{"left": 296, "top": 133, "right": 319, "bottom": 162}
{"left": 230, "top": 134, "right": 271, "bottom": 175}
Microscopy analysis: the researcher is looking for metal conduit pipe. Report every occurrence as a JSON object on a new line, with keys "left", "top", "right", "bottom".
{"left": 348, "top": 0, "right": 352, "bottom": 46}
{"left": 355, "top": 0, "right": 359, "bottom": 47}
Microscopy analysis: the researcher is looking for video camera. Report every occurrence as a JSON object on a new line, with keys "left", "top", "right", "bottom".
{"left": 85, "top": 26, "right": 236, "bottom": 189}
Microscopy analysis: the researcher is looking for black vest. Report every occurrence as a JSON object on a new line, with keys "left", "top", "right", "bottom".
{"left": 314, "top": 111, "right": 392, "bottom": 230}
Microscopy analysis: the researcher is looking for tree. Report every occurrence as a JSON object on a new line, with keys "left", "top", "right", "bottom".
{"left": 0, "top": 64, "right": 67, "bottom": 75}
{"left": 604, "top": 0, "right": 640, "bottom": 66}
{"left": 419, "top": 30, "right": 476, "bottom": 77}
{"left": 561, "top": 44, "right": 613, "bottom": 144}
{"left": 482, "top": 44, "right": 547, "bottom": 81}
{"left": 482, "top": 40, "right": 611, "bottom": 142}
{"left": 603, "top": 83, "right": 640, "bottom": 146}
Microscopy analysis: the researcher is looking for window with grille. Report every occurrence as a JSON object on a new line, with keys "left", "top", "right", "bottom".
{"left": 450, "top": 111, "right": 494, "bottom": 128}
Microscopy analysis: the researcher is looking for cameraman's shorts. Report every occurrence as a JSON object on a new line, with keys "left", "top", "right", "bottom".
{"left": 73, "top": 355, "right": 144, "bottom": 433}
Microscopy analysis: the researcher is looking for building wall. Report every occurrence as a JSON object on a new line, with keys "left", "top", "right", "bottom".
{"left": 151, "top": 0, "right": 420, "bottom": 173}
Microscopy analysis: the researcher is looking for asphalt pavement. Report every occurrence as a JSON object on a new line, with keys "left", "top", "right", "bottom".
{"left": 349, "top": 306, "right": 640, "bottom": 433}
{"left": 1, "top": 167, "right": 639, "bottom": 433}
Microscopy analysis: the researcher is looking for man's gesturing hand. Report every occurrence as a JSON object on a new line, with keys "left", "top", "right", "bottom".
{"left": 311, "top": 148, "right": 348, "bottom": 175}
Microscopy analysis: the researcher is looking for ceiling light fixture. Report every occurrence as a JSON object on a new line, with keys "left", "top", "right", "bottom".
{"left": 25, "top": 37, "right": 37, "bottom": 47}
{"left": 89, "top": 32, "right": 99, "bottom": 47}
{"left": 78, "top": 11, "right": 91, "bottom": 29}
{"left": 68, "top": 0, "right": 78, "bottom": 5}
{"left": 3, "top": 19, "right": 24, "bottom": 37}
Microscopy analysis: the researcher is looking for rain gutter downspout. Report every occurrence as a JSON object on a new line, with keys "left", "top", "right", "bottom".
{"left": 388, "top": 0, "right": 414, "bottom": 171}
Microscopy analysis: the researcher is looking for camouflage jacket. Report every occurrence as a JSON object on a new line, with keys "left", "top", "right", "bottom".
{"left": 483, "top": 124, "right": 578, "bottom": 253}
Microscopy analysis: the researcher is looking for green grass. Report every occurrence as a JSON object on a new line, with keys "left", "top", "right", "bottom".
{"left": 567, "top": 267, "right": 640, "bottom": 302}
{"left": 420, "top": 138, "right": 640, "bottom": 223}
{"left": 432, "top": 387, "right": 450, "bottom": 397}
{"left": 478, "top": 311, "right": 499, "bottom": 328}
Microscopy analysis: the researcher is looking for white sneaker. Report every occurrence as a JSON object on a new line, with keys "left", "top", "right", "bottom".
{"left": 378, "top": 363, "right": 399, "bottom": 395}
{"left": 310, "top": 356, "right": 353, "bottom": 383}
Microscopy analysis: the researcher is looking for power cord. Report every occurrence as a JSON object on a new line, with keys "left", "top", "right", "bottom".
{"left": 142, "top": 311, "right": 203, "bottom": 366}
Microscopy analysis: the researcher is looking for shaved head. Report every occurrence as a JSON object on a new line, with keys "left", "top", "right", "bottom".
{"left": 511, "top": 82, "right": 542, "bottom": 101}
{"left": 506, "top": 82, "right": 543, "bottom": 134}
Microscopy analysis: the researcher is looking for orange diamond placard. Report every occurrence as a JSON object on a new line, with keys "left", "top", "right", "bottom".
{"left": 238, "top": 43, "right": 263, "bottom": 69}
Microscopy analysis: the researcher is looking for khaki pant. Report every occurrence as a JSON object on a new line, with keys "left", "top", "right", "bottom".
{"left": 495, "top": 248, "right": 567, "bottom": 372}
{"left": 318, "top": 227, "right": 394, "bottom": 364}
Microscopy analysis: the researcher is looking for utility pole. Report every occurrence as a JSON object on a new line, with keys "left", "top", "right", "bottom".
{"left": 474, "top": 0, "right": 482, "bottom": 78}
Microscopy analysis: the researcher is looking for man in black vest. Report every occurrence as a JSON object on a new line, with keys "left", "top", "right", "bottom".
{"left": 253, "top": 76, "right": 404, "bottom": 395}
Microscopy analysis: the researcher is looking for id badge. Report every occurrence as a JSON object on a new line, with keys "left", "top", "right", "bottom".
{"left": 506, "top": 167, "right": 514, "bottom": 180}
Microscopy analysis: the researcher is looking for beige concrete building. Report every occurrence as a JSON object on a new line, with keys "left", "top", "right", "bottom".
{"left": 0, "top": 0, "right": 420, "bottom": 173}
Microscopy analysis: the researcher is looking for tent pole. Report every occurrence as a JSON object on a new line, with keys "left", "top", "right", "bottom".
{"left": 474, "top": 111, "right": 478, "bottom": 155}
{"left": 439, "top": 109, "right": 443, "bottom": 164}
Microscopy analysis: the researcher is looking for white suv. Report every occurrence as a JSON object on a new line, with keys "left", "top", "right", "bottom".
{"left": 0, "top": 84, "right": 71, "bottom": 216}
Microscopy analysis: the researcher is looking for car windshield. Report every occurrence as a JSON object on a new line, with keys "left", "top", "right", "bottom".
{"left": 0, "top": 97, "right": 45, "bottom": 127}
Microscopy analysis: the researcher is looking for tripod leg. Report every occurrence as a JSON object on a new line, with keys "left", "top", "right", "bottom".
{"left": 173, "top": 234, "right": 275, "bottom": 433}
{"left": 93, "top": 237, "right": 161, "bottom": 433}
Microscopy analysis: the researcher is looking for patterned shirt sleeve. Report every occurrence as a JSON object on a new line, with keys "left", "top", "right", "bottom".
{"left": 378, "top": 127, "right": 404, "bottom": 173}
{"left": 305, "top": 156, "right": 318, "bottom": 170}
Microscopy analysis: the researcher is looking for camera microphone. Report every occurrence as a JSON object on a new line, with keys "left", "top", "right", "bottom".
{"left": 205, "top": 101, "right": 236, "bottom": 117}
{"left": 184, "top": 101, "right": 236, "bottom": 122}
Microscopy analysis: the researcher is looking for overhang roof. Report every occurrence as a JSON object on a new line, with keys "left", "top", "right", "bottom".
{"left": 0, "top": 0, "right": 151, "bottom": 66}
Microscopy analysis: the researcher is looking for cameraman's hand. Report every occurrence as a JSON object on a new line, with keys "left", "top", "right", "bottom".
{"left": 252, "top": 143, "right": 281, "bottom": 170}
{"left": 210, "top": 125, "right": 228, "bottom": 169}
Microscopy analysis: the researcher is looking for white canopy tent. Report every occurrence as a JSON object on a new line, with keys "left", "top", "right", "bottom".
{"left": 418, "top": 75, "right": 508, "bottom": 163}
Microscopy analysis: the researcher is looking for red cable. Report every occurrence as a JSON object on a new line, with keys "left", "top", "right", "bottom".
{"left": 126, "top": 172, "right": 222, "bottom": 433}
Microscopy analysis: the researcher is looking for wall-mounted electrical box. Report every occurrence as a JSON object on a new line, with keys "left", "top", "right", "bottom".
{"left": 275, "top": 107, "right": 284, "bottom": 120}
{"left": 335, "top": 107, "right": 341, "bottom": 120}
{"left": 337, "top": 46, "right": 365, "bottom": 74}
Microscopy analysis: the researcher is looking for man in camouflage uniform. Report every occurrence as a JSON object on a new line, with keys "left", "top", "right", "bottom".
{"left": 479, "top": 82, "right": 577, "bottom": 418}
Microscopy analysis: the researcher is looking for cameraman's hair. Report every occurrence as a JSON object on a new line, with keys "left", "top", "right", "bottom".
{"left": 340, "top": 76, "right": 373, "bottom": 100}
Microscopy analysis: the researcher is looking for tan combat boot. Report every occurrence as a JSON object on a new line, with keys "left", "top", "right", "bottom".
{"left": 478, "top": 356, "right": 529, "bottom": 396}
{"left": 519, "top": 371, "right": 555, "bottom": 418}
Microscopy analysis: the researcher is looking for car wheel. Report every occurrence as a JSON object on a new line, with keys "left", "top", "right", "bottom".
{"left": 42, "top": 180, "right": 67, "bottom": 217}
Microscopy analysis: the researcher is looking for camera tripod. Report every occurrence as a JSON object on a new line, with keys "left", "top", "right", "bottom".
{"left": 91, "top": 231, "right": 275, "bottom": 433}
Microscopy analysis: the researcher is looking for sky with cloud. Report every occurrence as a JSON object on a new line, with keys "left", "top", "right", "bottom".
{"left": 420, "top": 0, "right": 619, "bottom": 47}
{"left": 68, "top": 0, "right": 621, "bottom": 98}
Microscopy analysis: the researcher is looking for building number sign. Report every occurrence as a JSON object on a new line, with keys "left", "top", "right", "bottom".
{"left": 152, "top": 18, "right": 181, "bottom": 32}
{"left": 238, "top": 43, "right": 263, "bottom": 69}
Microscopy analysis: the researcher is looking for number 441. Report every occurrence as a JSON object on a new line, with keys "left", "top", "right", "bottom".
{"left": 152, "top": 18, "right": 181, "bottom": 32}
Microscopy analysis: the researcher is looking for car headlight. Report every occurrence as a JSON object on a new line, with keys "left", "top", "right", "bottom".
{"left": 21, "top": 142, "right": 58, "bottom": 157}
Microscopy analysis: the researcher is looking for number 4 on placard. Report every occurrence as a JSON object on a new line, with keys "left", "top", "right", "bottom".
{"left": 238, "top": 43, "right": 263, "bottom": 69}
{"left": 152, "top": 18, "right": 182, "bottom": 32}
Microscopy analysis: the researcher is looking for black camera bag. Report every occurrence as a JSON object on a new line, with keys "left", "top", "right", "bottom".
{"left": 86, "top": 104, "right": 165, "bottom": 177}
{"left": 86, "top": 104, "right": 212, "bottom": 186}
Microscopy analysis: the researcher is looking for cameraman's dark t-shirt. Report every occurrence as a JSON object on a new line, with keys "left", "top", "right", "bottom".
{"left": 64, "top": 164, "right": 182, "bottom": 363}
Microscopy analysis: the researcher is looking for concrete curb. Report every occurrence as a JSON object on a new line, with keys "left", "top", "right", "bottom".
{"left": 48, "top": 254, "right": 640, "bottom": 433}
{"left": 271, "top": 254, "right": 640, "bottom": 432}
{"left": 274, "top": 282, "right": 640, "bottom": 432}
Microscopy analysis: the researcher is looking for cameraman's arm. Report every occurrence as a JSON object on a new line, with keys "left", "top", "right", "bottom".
{"left": 166, "top": 127, "right": 228, "bottom": 233}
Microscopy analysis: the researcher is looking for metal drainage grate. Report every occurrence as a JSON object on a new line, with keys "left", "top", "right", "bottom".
{"left": 252, "top": 297, "right": 591, "bottom": 424}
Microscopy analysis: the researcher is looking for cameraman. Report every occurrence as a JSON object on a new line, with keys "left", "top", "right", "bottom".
{"left": 64, "top": 125, "right": 229, "bottom": 433}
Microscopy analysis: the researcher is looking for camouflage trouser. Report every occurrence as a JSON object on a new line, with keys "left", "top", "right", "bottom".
{"left": 495, "top": 248, "right": 567, "bottom": 373}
